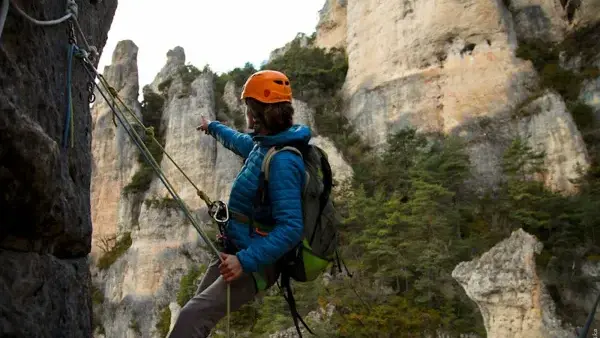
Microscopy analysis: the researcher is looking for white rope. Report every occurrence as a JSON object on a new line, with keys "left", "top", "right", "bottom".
{"left": 0, "top": 0, "right": 9, "bottom": 41}
{"left": 6, "top": 0, "right": 98, "bottom": 60}
{"left": 8, "top": 0, "right": 75, "bottom": 26}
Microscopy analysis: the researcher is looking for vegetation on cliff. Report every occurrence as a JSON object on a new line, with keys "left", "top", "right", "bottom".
{"left": 123, "top": 89, "right": 166, "bottom": 194}
{"left": 515, "top": 25, "right": 599, "bottom": 130}
{"left": 97, "top": 232, "right": 133, "bottom": 270}
{"left": 157, "top": 64, "right": 203, "bottom": 98}
{"left": 156, "top": 306, "right": 172, "bottom": 338}
{"left": 177, "top": 264, "right": 207, "bottom": 306}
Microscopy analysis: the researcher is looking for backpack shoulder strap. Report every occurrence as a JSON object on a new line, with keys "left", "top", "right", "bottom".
{"left": 261, "top": 145, "right": 303, "bottom": 182}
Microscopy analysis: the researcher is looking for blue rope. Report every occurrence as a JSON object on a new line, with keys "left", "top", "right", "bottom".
{"left": 62, "top": 43, "right": 75, "bottom": 149}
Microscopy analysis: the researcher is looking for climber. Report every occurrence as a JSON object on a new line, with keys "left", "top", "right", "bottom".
{"left": 168, "top": 70, "right": 310, "bottom": 338}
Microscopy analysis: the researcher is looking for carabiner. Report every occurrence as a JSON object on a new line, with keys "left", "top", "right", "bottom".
{"left": 209, "top": 200, "right": 229, "bottom": 224}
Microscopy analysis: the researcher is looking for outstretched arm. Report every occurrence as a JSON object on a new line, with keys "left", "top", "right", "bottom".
{"left": 236, "top": 151, "right": 305, "bottom": 272}
{"left": 201, "top": 119, "right": 254, "bottom": 158}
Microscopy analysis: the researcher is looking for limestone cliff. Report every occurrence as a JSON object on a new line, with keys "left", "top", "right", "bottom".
{"left": 315, "top": 0, "right": 599, "bottom": 193}
{"left": 90, "top": 45, "right": 240, "bottom": 337}
{"left": 268, "top": 33, "right": 312, "bottom": 63}
{"left": 452, "top": 229, "right": 576, "bottom": 338}
{"left": 0, "top": 0, "right": 117, "bottom": 336}
{"left": 91, "top": 40, "right": 143, "bottom": 258}
{"left": 90, "top": 42, "right": 352, "bottom": 337}
{"left": 315, "top": 0, "right": 347, "bottom": 50}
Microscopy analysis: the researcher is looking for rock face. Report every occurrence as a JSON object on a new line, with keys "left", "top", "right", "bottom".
{"left": 269, "top": 33, "right": 312, "bottom": 62}
{"left": 506, "top": 0, "right": 568, "bottom": 43}
{"left": 90, "top": 40, "right": 142, "bottom": 258}
{"left": 0, "top": 0, "right": 118, "bottom": 336}
{"left": 318, "top": 0, "right": 598, "bottom": 192}
{"left": 516, "top": 91, "right": 590, "bottom": 193}
{"left": 452, "top": 229, "right": 575, "bottom": 338}
{"left": 315, "top": 0, "right": 347, "bottom": 50}
{"left": 269, "top": 304, "right": 335, "bottom": 338}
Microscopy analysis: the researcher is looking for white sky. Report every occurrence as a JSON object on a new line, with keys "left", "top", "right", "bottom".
{"left": 98, "top": 0, "right": 325, "bottom": 89}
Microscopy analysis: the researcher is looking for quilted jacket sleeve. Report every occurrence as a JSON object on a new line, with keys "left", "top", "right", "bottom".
{"left": 236, "top": 151, "right": 305, "bottom": 272}
{"left": 207, "top": 121, "right": 254, "bottom": 158}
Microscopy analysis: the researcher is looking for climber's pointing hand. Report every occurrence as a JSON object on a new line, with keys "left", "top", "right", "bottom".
{"left": 196, "top": 115, "right": 210, "bottom": 134}
{"left": 219, "top": 252, "right": 243, "bottom": 283}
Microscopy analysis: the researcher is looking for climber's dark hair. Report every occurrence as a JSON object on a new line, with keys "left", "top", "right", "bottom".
{"left": 245, "top": 97, "right": 294, "bottom": 134}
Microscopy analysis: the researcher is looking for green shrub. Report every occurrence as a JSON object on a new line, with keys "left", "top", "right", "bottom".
{"left": 144, "top": 196, "right": 179, "bottom": 210}
{"left": 261, "top": 36, "right": 348, "bottom": 103}
{"left": 157, "top": 78, "right": 173, "bottom": 95}
{"left": 155, "top": 306, "right": 171, "bottom": 338}
{"left": 216, "top": 62, "right": 257, "bottom": 90}
{"left": 129, "top": 318, "right": 141, "bottom": 335}
{"left": 515, "top": 32, "right": 600, "bottom": 125}
{"left": 516, "top": 39, "right": 596, "bottom": 102}
{"left": 559, "top": 22, "right": 600, "bottom": 64}
{"left": 91, "top": 284, "right": 104, "bottom": 305}
{"left": 179, "top": 65, "right": 202, "bottom": 87}
{"left": 97, "top": 232, "right": 132, "bottom": 270}
{"left": 515, "top": 38, "right": 558, "bottom": 72}
{"left": 123, "top": 90, "right": 166, "bottom": 194}
{"left": 568, "top": 101, "right": 596, "bottom": 131}
{"left": 213, "top": 302, "right": 259, "bottom": 336}
{"left": 176, "top": 264, "right": 207, "bottom": 306}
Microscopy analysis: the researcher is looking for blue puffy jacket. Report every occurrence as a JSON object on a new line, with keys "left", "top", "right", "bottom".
{"left": 206, "top": 121, "right": 310, "bottom": 273}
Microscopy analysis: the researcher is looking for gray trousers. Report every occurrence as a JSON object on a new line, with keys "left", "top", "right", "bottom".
{"left": 168, "top": 259, "right": 258, "bottom": 338}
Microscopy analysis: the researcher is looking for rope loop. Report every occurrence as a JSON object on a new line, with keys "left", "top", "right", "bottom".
{"left": 65, "top": 0, "right": 78, "bottom": 19}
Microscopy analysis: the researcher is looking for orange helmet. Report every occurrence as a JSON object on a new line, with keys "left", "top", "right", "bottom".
{"left": 240, "top": 70, "right": 292, "bottom": 104}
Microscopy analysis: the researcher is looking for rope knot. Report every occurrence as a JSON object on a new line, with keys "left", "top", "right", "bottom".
{"left": 88, "top": 45, "right": 99, "bottom": 61}
{"left": 73, "top": 46, "right": 89, "bottom": 59}
{"left": 108, "top": 86, "right": 118, "bottom": 97}
{"left": 66, "top": 0, "right": 78, "bottom": 19}
{"left": 145, "top": 127, "right": 155, "bottom": 138}
{"left": 197, "top": 190, "right": 209, "bottom": 202}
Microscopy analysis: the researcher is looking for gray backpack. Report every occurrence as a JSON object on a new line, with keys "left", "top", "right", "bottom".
{"left": 255, "top": 143, "right": 342, "bottom": 337}
{"left": 257, "top": 143, "right": 340, "bottom": 281}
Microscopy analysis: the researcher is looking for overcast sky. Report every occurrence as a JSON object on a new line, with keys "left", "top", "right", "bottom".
{"left": 97, "top": 0, "right": 325, "bottom": 89}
